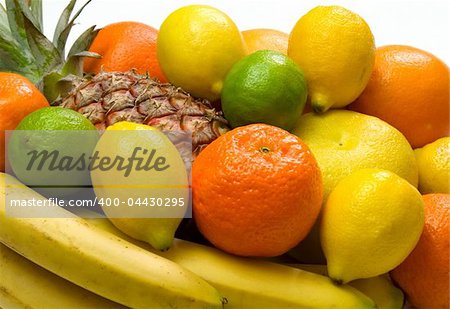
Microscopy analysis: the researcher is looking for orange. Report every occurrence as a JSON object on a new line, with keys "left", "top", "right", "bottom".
{"left": 192, "top": 124, "right": 323, "bottom": 257}
{"left": 83, "top": 22, "right": 167, "bottom": 82}
{"left": 0, "top": 73, "right": 49, "bottom": 172}
{"left": 242, "top": 28, "right": 289, "bottom": 54}
{"left": 390, "top": 194, "right": 449, "bottom": 309}
{"left": 349, "top": 45, "right": 449, "bottom": 148}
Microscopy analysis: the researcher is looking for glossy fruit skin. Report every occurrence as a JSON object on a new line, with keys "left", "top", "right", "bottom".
{"left": 349, "top": 45, "right": 449, "bottom": 148}
{"left": 292, "top": 110, "right": 419, "bottom": 265}
{"left": 87, "top": 216, "right": 376, "bottom": 309}
{"left": 91, "top": 122, "right": 189, "bottom": 251}
{"left": 0, "top": 72, "right": 49, "bottom": 172}
{"left": 0, "top": 243, "right": 126, "bottom": 308}
{"left": 321, "top": 168, "right": 424, "bottom": 283}
{"left": 415, "top": 137, "right": 450, "bottom": 194}
{"left": 8, "top": 107, "right": 98, "bottom": 198}
{"left": 390, "top": 194, "right": 450, "bottom": 309}
{"left": 221, "top": 50, "right": 308, "bottom": 131}
{"left": 0, "top": 173, "right": 224, "bottom": 309}
{"left": 242, "top": 28, "right": 289, "bottom": 54}
{"left": 293, "top": 110, "right": 418, "bottom": 200}
{"left": 157, "top": 5, "right": 247, "bottom": 101}
{"left": 288, "top": 5, "right": 375, "bottom": 112}
{"left": 294, "top": 265, "right": 404, "bottom": 309}
{"left": 192, "top": 124, "right": 323, "bottom": 257}
{"left": 83, "top": 22, "right": 167, "bottom": 82}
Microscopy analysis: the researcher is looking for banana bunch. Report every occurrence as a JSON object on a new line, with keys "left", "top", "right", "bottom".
{"left": 0, "top": 173, "right": 224, "bottom": 309}
{"left": 0, "top": 173, "right": 400, "bottom": 308}
{"left": 86, "top": 216, "right": 377, "bottom": 308}
{"left": 289, "top": 264, "right": 404, "bottom": 309}
{"left": 0, "top": 243, "right": 125, "bottom": 309}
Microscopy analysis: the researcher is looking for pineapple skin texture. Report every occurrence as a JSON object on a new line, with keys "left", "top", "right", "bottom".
{"left": 56, "top": 71, "right": 229, "bottom": 158}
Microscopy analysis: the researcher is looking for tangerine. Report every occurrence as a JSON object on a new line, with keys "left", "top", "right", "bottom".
{"left": 349, "top": 45, "right": 449, "bottom": 148}
{"left": 0, "top": 73, "right": 49, "bottom": 171}
{"left": 390, "top": 193, "right": 449, "bottom": 309}
{"left": 192, "top": 124, "right": 323, "bottom": 257}
{"left": 83, "top": 22, "right": 167, "bottom": 82}
{"left": 242, "top": 28, "right": 289, "bottom": 54}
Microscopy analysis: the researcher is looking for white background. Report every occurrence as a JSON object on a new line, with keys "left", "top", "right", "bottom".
{"left": 3, "top": 0, "right": 450, "bottom": 63}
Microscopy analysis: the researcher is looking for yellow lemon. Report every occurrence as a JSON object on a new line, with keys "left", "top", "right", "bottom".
{"left": 321, "top": 168, "right": 424, "bottom": 283}
{"left": 414, "top": 137, "right": 450, "bottom": 194}
{"left": 293, "top": 110, "right": 418, "bottom": 200}
{"left": 157, "top": 5, "right": 247, "bottom": 101}
{"left": 91, "top": 121, "right": 189, "bottom": 250}
{"left": 291, "top": 110, "right": 418, "bottom": 264}
{"left": 288, "top": 6, "right": 375, "bottom": 112}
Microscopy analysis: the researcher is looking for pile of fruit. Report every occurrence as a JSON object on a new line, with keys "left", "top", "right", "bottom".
{"left": 0, "top": 1, "right": 449, "bottom": 308}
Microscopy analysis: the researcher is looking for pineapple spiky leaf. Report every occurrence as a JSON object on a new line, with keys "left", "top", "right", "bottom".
{"left": 54, "top": 0, "right": 92, "bottom": 56}
{"left": 53, "top": 0, "right": 77, "bottom": 48}
{"left": 0, "top": 0, "right": 99, "bottom": 101}
{"left": 5, "top": 0, "right": 29, "bottom": 48}
{"left": 13, "top": 0, "right": 42, "bottom": 32}
{"left": 68, "top": 25, "right": 99, "bottom": 57}
{"left": 27, "top": 0, "right": 43, "bottom": 31}
{"left": 0, "top": 5, "right": 35, "bottom": 77}
{"left": 22, "top": 12, "right": 62, "bottom": 78}
{"left": 43, "top": 50, "right": 99, "bottom": 102}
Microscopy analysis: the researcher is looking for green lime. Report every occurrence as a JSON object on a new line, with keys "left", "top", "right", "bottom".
{"left": 221, "top": 50, "right": 307, "bottom": 131}
{"left": 15, "top": 107, "right": 97, "bottom": 131}
{"left": 7, "top": 107, "right": 98, "bottom": 196}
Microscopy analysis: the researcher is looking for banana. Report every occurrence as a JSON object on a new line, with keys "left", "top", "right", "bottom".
{"left": 0, "top": 173, "right": 224, "bottom": 309}
{"left": 0, "top": 285, "right": 25, "bottom": 309}
{"left": 83, "top": 213, "right": 377, "bottom": 309}
{"left": 350, "top": 276, "right": 404, "bottom": 309}
{"left": 290, "top": 264, "right": 404, "bottom": 309}
{"left": 0, "top": 243, "right": 125, "bottom": 309}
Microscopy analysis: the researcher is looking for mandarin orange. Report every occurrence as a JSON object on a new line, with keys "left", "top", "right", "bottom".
{"left": 349, "top": 45, "right": 449, "bottom": 148}
{"left": 0, "top": 73, "right": 49, "bottom": 171}
{"left": 242, "top": 28, "right": 289, "bottom": 54}
{"left": 83, "top": 22, "right": 167, "bottom": 82}
{"left": 390, "top": 194, "right": 449, "bottom": 309}
{"left": 192, "top": 124, "right": 323, "bottom": 257}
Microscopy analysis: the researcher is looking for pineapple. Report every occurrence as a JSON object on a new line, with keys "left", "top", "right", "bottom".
{"left": 0, "top": 0, "right": 229, "bottom": 158}
{"left": 56, "top": 71, "right": 229, "bottom": 158}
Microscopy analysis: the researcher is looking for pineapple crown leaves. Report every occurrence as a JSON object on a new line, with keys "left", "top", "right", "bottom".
{"left": 0, "top": 0, "right": 100, "bottom": 101}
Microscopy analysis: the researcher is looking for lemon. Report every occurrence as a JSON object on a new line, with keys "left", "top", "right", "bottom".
{"left": 414, "top": 137, "right": 450, "bottom": 194}
{"left": 157, "top": 5, "right": 246, "bottom": 101}
{"left": 288, "top": 6, "right": 375, "bottom": 112}
{"left": 90, "top": 121, "right": 189, "bottom": 250}
{"left": 221, "top": 50, "right": 307, "bottom": 131}
{"left": 293, "top": 110, "right": 418, "bottom": 200}
{"left": 290, "top": 110, "right": 418, "bottom": 264}
{"left": 321, "top": 168, "right": 424, "bottom": 283}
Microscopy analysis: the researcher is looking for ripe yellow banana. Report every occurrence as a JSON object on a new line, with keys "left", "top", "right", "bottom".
{"left": 84, "top": 214, "right": 377, "bottom": 308}
{"left": 0, "top": 284, "right": 25, "bottom": 309}
{"left": 290, "top": 264, "right": 404, "bottom": 309}
{"left": 0, "top": 243, "right": 125, "bottom": 309}
{"left": 0, "top": 173, "right": 224, "bottom": 309}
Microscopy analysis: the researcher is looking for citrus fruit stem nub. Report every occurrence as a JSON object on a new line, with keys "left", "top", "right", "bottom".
{"left": 211, "top": 81, "right": 224, "bottom": 96}
{"left": 311, "top": 94, "right": 332, "bottom": 113}
{"left": 259, "top": 146, "right": 271, "bottom": 153}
